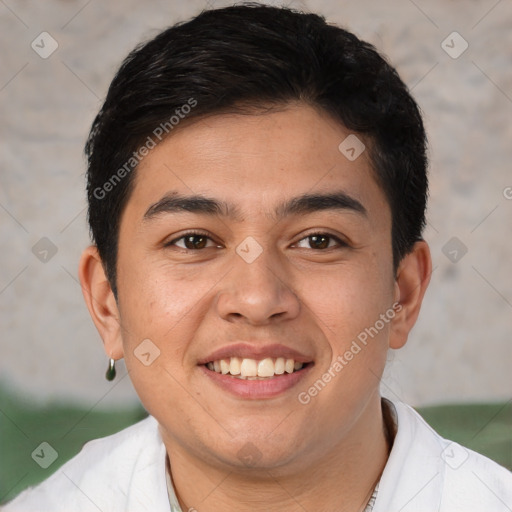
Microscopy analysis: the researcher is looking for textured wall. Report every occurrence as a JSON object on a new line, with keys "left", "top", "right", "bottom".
{"left": 1, "top": 0, "right": 511, "bottom": 408}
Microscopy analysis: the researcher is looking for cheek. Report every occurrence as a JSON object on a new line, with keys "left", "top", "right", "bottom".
{"left": 116, "top": 257, "right": 219, "bottom": 377}
{"left": 119, "top": 257, "right": 203, "bottom": 331}
{"left": 297, "top": 260, "right": 393, "bottom": 344}
{"left": 116, "top": 262, "right": 215, "bottom": 418}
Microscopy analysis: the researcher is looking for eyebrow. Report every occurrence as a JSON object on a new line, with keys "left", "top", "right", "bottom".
{"left": 143, "top": 192, "right": 242, "bottom": 221}
{"left": 143, "top": 190, "right": 367, "bottom": 222}
{"left": 276, "top": 191, "right": 367, "bottom": 218}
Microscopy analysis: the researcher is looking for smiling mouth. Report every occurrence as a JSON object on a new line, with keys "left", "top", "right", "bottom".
{"left": 204, "top": 357, "right": 311, "bottom": 380}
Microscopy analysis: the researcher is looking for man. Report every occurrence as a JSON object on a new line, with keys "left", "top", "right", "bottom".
{"left": 3, "top": 3, "right": 511, "bottom": 511}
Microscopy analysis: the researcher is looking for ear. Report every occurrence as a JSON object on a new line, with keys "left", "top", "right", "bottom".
{"left": 78, "top": 246, "right": 124, "bottom": 359}
{"left": 389, "top": 240, "right": 432, "bottom": 349}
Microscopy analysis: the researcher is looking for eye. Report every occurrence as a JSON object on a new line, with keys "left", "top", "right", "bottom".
{"left": 295, "top": 233, "right": 346, "bottom": 250}
{"left": 166, "top": 232, "right": 218, "bottom": 250}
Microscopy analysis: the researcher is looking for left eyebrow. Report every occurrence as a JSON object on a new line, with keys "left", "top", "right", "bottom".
{"left": 274, "top": 191, "right": 367, "bottom": 219}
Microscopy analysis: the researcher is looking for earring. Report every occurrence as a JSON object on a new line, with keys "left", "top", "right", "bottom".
{"left": 105, "top": 358, "right": 116, "bottom": 381}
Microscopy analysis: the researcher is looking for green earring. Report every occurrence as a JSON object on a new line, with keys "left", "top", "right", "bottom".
{"left": 105, "top": 358, "right": 116, "bottom": 381}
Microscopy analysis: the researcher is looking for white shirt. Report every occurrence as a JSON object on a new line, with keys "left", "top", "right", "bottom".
{"left": 2, "top": 400, "right": 511, "bottom": 511}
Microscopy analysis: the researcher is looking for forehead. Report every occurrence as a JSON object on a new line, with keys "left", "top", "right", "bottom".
{"left": 126, "top": 103, "right": 389, "bottom": 223}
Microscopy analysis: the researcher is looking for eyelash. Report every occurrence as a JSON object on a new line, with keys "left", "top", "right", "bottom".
{"left": 164, "top": 230, "right": 218, "bottom": 249}
{"left": 294, "top": 232, "right": 348, "bottom": 250}
{"left": 165, "top": 230, "right": 348, "bottom": 251}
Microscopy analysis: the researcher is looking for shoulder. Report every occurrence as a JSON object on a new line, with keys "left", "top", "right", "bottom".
{"left": 1, "top": 416, "right": 169, "bottom": 512}
{"left": 378, "top": 400, "right": 512, "bottom": 512}
{"left": 438, "top": 431, "right": 512, "bottom": 510}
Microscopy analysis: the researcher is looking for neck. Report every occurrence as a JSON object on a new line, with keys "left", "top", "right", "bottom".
{"left": 163, "top": 395, "right": 392, "bottom": 512}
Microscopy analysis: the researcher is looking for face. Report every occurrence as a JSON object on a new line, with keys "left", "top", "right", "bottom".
{"left": 112, "top": 103, "right": 400, "bottom": 472}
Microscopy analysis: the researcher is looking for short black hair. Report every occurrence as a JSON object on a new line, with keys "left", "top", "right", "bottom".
{"left": 85, "top": 2, "right": 428, "bottom": 298}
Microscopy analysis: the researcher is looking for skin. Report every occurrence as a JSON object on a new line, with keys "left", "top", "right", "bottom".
{"left": 79, "top": 103, "right": 431, "bottom": 512}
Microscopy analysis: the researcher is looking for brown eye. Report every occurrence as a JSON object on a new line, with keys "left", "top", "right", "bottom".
{"left": 308, "top": 234, "right": 330, "bottom": 249}
{"left": 182, "top": 235, "right": 208, "bottom": 249}
{"left": 167, "top": 232, "right": 217, "bottom": 250}
{"left": 294, "top": 233, "right": 347, "bottom": 250}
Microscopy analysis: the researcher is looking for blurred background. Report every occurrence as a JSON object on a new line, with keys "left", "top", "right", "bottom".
{"left": 1, "top": 0, "right": 511, "bottom": 502}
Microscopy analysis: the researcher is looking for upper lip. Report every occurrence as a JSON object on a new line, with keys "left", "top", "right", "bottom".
{"left": 198, "top": 343, "right": 314, "bottom": 365}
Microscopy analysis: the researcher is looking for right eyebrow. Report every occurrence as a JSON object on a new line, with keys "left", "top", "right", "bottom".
{"left": 143, "top": 192, "right": 243, "bottom": 222}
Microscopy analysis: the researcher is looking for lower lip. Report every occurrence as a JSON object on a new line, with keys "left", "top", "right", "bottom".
{"left": 199, "top": 364, "right": 313, "bottom": 399}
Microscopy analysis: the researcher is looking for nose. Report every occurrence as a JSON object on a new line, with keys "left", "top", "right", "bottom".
{"left": 215, "top": 244, "right": 301, "bottom": 326}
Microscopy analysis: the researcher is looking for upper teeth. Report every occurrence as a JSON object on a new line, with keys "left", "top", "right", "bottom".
{"left": 207, "top": 357, "right": 304, "bottom": 379}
